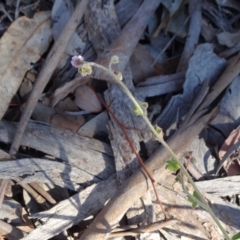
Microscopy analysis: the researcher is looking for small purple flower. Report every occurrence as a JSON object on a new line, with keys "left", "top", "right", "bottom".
{"left": 71, "top": 55, "right": 84, "bottom": 68}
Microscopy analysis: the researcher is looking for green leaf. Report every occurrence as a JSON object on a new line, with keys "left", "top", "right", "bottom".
{"left": 166, "top": 157, "right": 180, "bottom": 171}
{"left": 188, "top": 196, "right": 198, "bottom": 208}
{"left": 154, "top": 124, "right": 163, "bottom": 137}
{"left": 133, "top": 106, "right": 143, "bottom": 116}
{"left": 188, "top": 190, "right": 201, "bottom": 208}
{"left": 231, "top": 232, "right": 240, "bottom": 240}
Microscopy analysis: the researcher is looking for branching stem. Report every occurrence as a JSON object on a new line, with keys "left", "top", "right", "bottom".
{"left": 82, "top": 60, "right": 230, "bottom": 240}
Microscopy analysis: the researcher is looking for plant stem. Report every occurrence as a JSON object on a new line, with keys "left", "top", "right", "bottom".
{"left": 87, "top": 62, "right": 144, "bottom": 115}
{"left": 86, "top": 61, "right": 230, "bottom": 240}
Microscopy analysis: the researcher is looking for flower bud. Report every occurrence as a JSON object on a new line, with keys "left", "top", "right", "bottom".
{"left": 78, "top": 63, "right": 92, "bottom": 76}
{"left": 71, "top": 55, "right": 84, "bottom": 68}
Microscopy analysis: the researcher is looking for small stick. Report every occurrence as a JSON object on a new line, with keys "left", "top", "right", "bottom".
{"left": 0, "top": 179, "right": 8, "bottom": 209}
{"left": 15, "top": 0, "right": 21, "bottom": 20}
{"left": 29, "top": 182, "right": 56, "bottom": 205}
{"left": 0, "top": 3, "right": 13, "bottom": 22}
{"left": 16, "top": 177, "right": 51, "bottom": 209}
{"left": 151, "top": 15, "right": 190, "bottom": 67}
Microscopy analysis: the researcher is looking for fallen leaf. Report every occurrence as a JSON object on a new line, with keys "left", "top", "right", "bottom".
{"left": 216, "top": 0, "right": 240, "bottom": 11}
{"left": 219, "top": 126, "right": 240, "bottom": 176}
{"left": 210, "top": 76, "right": 240, "bottom": 138}
{"left": 55, "top": 97, "right": 79, "bottom": 113}
{"left": 74, "top": 85, "right": 102, "bottom": 113}
{"left": 0, "top": 199, "right": 31, "bottom": 232}
{"left": 156, "top": 44, "right": 226, "bottom": 131}
{"left": 167, "top": 8, "right": 188, "bottom": 38}
{"left": 156, "top": 6, "right": 188, "bottom": 38}
{"left": 130, "top": 44, "right": 164, "bottom": 84}
{"left": 51, "top": 0, "right": 86, "bottom": 55}
{"left": 32, "top": 102, "right": 56, "bottom": 123}
{"left": 19, "top": 69, "right": 37, "bottom": 100}
{"left": 51, "top": 113, "right": 85, "bottom": 132}
{"left": 49, "top": 76, "right": 89, "bottom": 107}
{"left": 0, "top": 11, "right": 52, "bottom": 120}
{"left": 201, "top": 18, "right": 217, "bottom": 42}
{"left": 185, "top": 130, "right": 216, "bottom": 178}
{"left": 162, "top": 0, "right": 182, "bottom": 16}
{"left": 217, "top": 31, "right": 240, "bottom": 47}
{"left": 78, "top": 111, "right": 109, "bottom": 137}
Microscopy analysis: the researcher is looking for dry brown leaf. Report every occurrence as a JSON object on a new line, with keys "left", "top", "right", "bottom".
{"left": 219, "top": 126, "right": 240, "bottom": 176}
{"left": 19, "top": 69, "right": 37, "bottom": 100}
{"left": 78, "top": 111, "right": 109, "bottom": 137}
{"left": 19, "top": 78, "right": 33, "bottom": 100}
{"left": 53, "top": 97, "right": 86, "bottom": 131}
{"left": 0, "top": 11, "right": 51, "bottom": 120}
{"left": 217, "top": 31, "right": 240, "bottom": 47}
{"left": 49, "top": 76, "right": 89, "bottom": 107}
{"left": 55, "top": 97, "right": 79, "bottom": 113}
{"left": 74, "top": 84, "right": 102, "bottom": 113}
{"left": 51, "top": 114, "right": 85, "bottom": 132}
{"left": 32, "top": 102, "right": 56, "bottom": 123}
{"left": 130, "top": 44, "right": 164, "bottom": 84}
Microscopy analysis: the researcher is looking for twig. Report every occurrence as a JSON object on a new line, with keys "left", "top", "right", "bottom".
{"left": 16, "top": 177, "right": 51, "bottom": 209}
{"left": 219, "top": 43, "right": 240, "bottom": 58}
{"left": 177, "top": 0, "right": 202, "bottom": 72}
{"left": 0, "top": 179, "right": 8, "bottom": 208}
{"left": 215, "top": 141, "right": 240, "bottom": 176}
{"left": 15, "top": 0, "right": 21, "bottom": 20}
{"left": 0, "top": 3, "right": 13, "bottom": 22}
{"left": 19, "top": 0, "right": 40, "bottom": 12}
{"left": 109, "top": 219, "right": 174, "bottom": 237}
{"left": 151, "top": 15, "right": 190, "bottom": 67}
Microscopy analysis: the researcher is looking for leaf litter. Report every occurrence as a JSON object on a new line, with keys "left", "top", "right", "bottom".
{"left": 1, "top": 0, "right": 240, "bottom": 239}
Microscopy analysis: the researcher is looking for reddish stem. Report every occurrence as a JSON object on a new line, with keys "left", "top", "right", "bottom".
{"left": 88, "top": 83, "right": 167, "bottom": 219}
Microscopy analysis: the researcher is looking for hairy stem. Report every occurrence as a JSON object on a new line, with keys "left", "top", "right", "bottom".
{"left": 87, "top": 83, "right": 167, "bottom": 218}
{"left": 82, "top": 61, "right": 230, "bottom": 240}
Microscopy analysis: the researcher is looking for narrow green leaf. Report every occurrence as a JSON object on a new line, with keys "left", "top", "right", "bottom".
{"left": 231, "top": 232, "right": 240, "bottom": 240}
{"left": 187, "top": 190, "right": 201, "bottom": 208}
{"left": 133, "top": 106, "right": 143, "bottom": 116}
{"left": 166, "top": 157, "right": 180, "bottom": 171}
{"left": 188, "top": 196, "right": 198, "bottom": 208}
